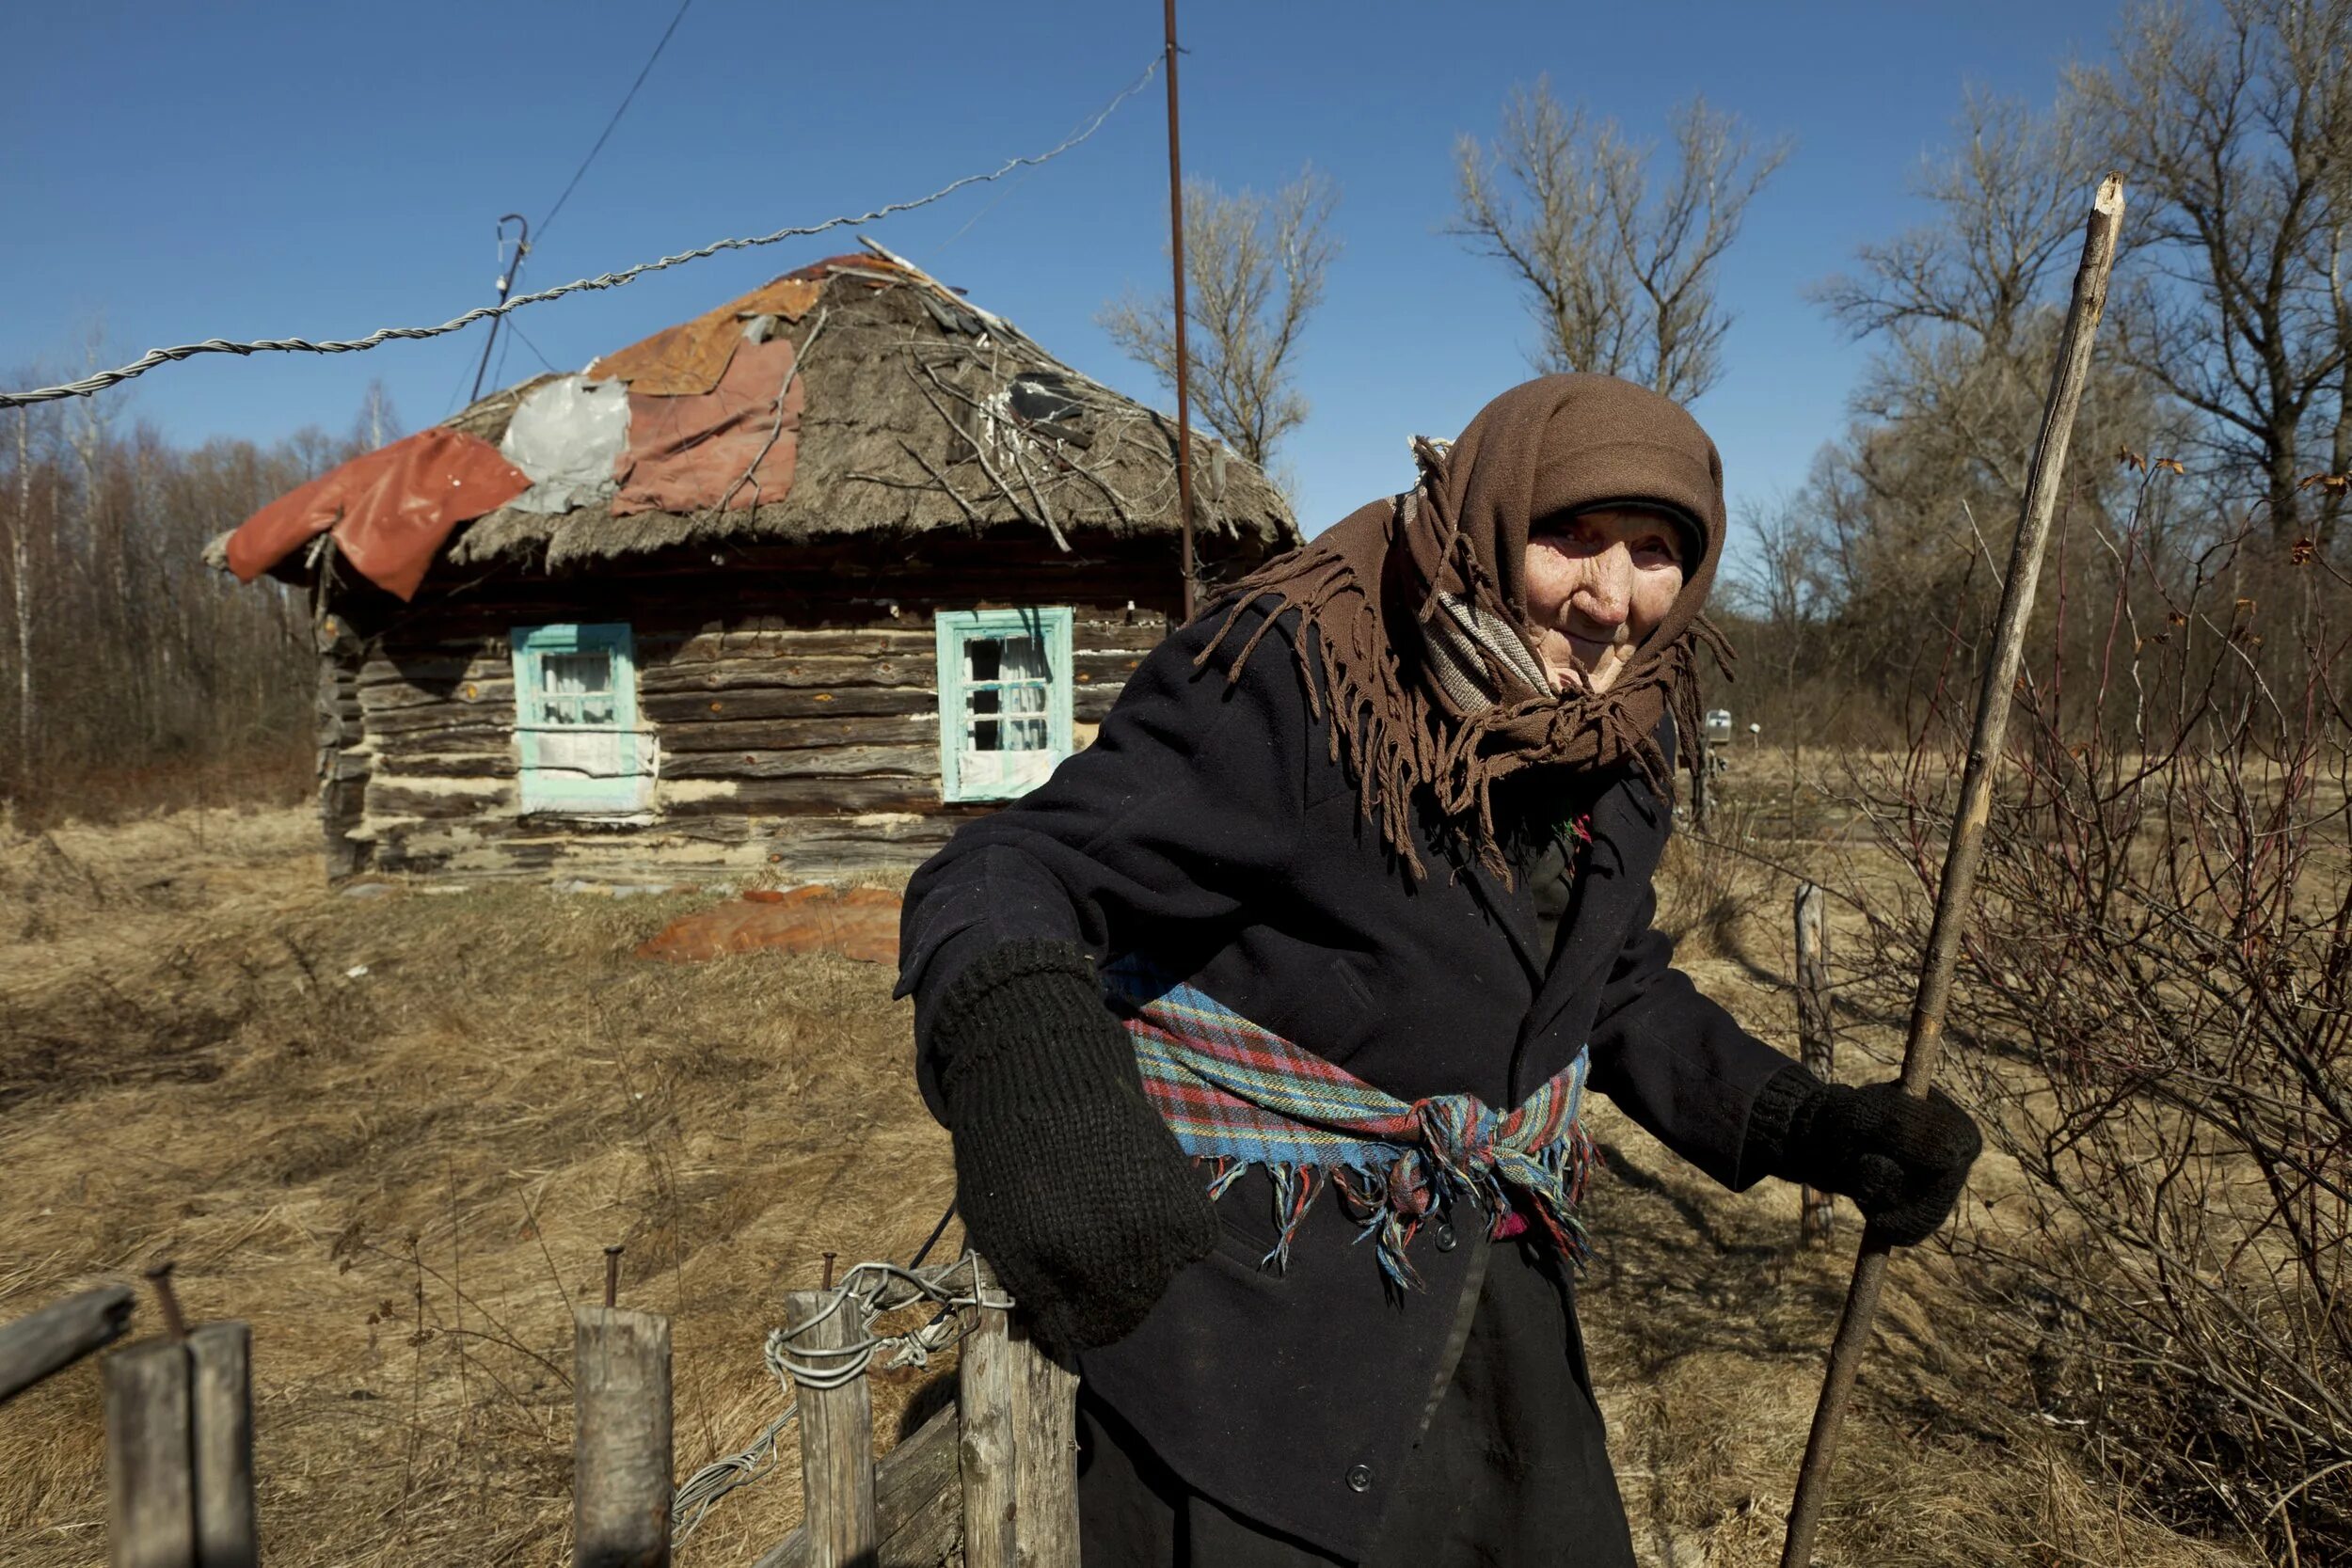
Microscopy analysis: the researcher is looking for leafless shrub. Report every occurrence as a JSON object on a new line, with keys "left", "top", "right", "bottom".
{"left": 1841, "top": 489, "right": 2352, "bottom": 1560}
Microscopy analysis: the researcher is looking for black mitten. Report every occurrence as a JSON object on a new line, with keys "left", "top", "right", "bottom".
{"left": 1741, "top": 1065, "right": 1982, "bottom": 1246}
{"left": 928, "top": 940, "right": 1217, "bottom": 1353}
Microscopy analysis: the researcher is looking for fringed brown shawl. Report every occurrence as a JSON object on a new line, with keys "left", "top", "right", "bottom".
{"left": 1200, "top": 373, "right": 1734, "bottom": 879}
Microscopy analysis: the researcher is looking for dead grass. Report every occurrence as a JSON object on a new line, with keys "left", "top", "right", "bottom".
{"left": 0, "top": 802, "right": 2259, "bottom": 1566}
{"left": 0, "top": 804, "right": 952, "bottom": 1567}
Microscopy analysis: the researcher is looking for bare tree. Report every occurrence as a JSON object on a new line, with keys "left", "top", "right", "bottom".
{"left": 2069, "top": 0, "right": 2352, "bottom": 541}
{"left": 1099, "top": 167, "right": 1341, "bottom": 471}
{"left": 1814, "top": 88, "right": 2092, "bottom": 364}
{"left": 1452, "top": 80, "right": 1790, "bottom": 402}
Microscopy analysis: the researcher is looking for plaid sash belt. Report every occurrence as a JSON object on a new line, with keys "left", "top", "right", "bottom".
{"left": 1104, "top": 956, "right": 1595, "bottom": 1287}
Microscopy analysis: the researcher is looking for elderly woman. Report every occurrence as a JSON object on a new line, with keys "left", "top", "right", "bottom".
{"left": 896, "top": 375, "right": 1979, "bottom": 1566}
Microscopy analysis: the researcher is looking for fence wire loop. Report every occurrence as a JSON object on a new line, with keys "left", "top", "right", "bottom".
{"left": 670, "top": 1249, "right": 1011, "bottom": 1543}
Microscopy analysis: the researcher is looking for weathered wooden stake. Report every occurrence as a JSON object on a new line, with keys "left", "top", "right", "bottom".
{"left": 189, "top": 1323, "right": 258, "bottom": 1568}
{"left": 956, "top": 1262, "right": 1019, "bottom": 1568}
{"left": 1779, "top": 174, "right": 2125, "bottom": 1568}
{"left": 1009, "top": 1318, "right": 1079, "bottom": 1568}
{"left": 1794, "top": 882, "right": 1836, "bottom": 1245}
{"left": 105, "top": 1338, "right": 195, "bottom": 1568}
{"left": 0, "top": 1282, "right": 135, "bottom": 1405}
{"left": 786, "top": 1290, "right": 877, "bottom": 1568}
{"left": 573, "top": 1307, "right": 673, "bottom": 1568}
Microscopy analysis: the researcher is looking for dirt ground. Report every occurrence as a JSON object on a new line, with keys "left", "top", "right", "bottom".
{"left": 0, "top": 804, "right": 2251, "bottom": 1566}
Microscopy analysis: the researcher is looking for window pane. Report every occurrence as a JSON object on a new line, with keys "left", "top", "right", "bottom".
{"left": 545, "top": 651, "right": 612, "bottom": 697}
{"left": 1009, "top": 718, "right": 1049, "bottom": 751}
{"left": 1000, "top": 635, "right": 1047, "bottom": 680}
{"left": 973, "top": 718, "right": 1001, "bottom": 752}
{"left": 1004, "top": 683, "right": 1046, "bottom": 715}
{"left": 967, "top": 640, "right": 1001, "bottom": 682}
{"left": 972, "top": 688, "right": 1002, "bottom": 717}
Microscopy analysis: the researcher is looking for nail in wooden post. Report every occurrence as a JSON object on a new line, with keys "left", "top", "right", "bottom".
{"left": 0, "top": 1283, "right": 135, "bottom": 1405}
{"left": 1794, "top": 881, "right": 1836, "bottom": 1245}
{"left": 1009, "top": 1315, "right": 1079, "bottom": 1568}
{"left": 105, "top": 1338, "right": 195, "bottom": 1568}
{"left": 188, "top": 1323, "right": 257, "bottom": 1568}
{"left": 572, "top": 1307, "right": 673, "bottom": 1568}
{"left": 956, "top": 1259, "right": 1018, "bottom": 1568}
{"left": 785, "top": 1289, "right": 876, "bottom": 1568}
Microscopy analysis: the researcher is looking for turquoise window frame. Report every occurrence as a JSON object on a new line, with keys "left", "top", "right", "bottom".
{"left": 510, "top": 622, "right": 653, "bottom": 815}
{"left": 935, "top": 607, "right": 1074, "bottom": 802}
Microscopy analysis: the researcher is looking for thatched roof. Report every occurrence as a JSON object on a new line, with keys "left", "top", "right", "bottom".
{"left": 440, "top": 245, "right": 1299, "bottom": 573}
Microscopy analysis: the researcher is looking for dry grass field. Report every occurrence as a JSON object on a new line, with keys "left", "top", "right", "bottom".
{"left": 0, "top": 803, "right": 2255, "bottom": 1566}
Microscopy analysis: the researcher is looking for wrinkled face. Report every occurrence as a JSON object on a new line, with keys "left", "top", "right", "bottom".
{"left": 1523, "top": 506, "right": 1690, "bottom": 695}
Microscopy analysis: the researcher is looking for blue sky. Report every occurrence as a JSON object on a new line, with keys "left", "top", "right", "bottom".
{"left": 2, "top": 1, "right": 2128, "bottom": 577}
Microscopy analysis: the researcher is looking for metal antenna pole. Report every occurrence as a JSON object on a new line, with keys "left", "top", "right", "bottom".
{"left": 1164, "top": 0, "right": 1196, "bottom": 624}
{"left": 1776, "top": 175, "right": 2125, "bottom": 1566}
{"left": 468, "top": 214, "right": 532, "bottom": 405}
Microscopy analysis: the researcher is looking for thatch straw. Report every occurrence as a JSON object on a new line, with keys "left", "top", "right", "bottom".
{"left": 443, "top": 258, "right": 1297, "bottom": 573}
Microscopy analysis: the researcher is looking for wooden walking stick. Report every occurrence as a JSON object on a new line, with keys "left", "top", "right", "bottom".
{"left": 1777, "top": 174, "right": 2125, "bottom": 1568}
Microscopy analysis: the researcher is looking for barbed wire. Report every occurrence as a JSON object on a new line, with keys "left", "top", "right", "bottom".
{"left": 669, "top": 1250, "right": 1011, "bottom": 1543}
{"left": 0, "top": 56, "right": 1159, "bottom": 412}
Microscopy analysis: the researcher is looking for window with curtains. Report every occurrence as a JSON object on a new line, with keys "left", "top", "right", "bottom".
{"left": 934, "top": 608, "right": 1074, "bottom": 802}
{"left": 510, "top": 623, "right": 657, "bottom": 815}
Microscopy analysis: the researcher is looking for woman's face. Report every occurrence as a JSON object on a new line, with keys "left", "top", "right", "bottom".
{"left": 1523, "top": 506, "right": 1690, "bottom": 695}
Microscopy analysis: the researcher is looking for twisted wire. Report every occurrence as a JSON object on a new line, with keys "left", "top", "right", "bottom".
{"left": 669, "top": 1250, "right": 1013, "bottom": 1543}
{"left": 0, "top": 57, "right": 1159, "bottom": 410}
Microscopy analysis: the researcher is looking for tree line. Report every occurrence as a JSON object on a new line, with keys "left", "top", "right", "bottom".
{"left": 1120, "top": 0, "right": 2351, "bottom": 751}
{"left": 0, "top": 379, "right": 396, "bottom": 822}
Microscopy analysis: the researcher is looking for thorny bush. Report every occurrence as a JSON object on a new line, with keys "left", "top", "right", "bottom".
{"left": 1846, "top": 487, "right": 2352, "bottom": 1563}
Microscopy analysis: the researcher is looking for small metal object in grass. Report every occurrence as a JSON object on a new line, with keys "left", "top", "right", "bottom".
{"left": 144, "top": 1261, "right": 188, "bottom": 1342}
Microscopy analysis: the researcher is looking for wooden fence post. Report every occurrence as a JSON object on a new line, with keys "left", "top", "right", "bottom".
{"left": 573, "top": 1307, "right": 673, "bottom": 1568}
{"left": 1008, "top": 1318, "right": 1079, "bottom": 1568}
{"left": 1795, "top": 881, "right": 1836, "bottom": 1244}
{"left": 786, "top": 1289, "right": 877, "bottom": 1568}
{"left": 956, "top": 1261, "right": 1018, "bottom": 1568}
{"left": 105, "top": 1338, "right": 194, "bottom": 1568}
{"left": 189, "top": 1323, "right": 257, "bottom": 1568}
{"left": 0, "top": 1284, "right": 136, "bottom": 1406}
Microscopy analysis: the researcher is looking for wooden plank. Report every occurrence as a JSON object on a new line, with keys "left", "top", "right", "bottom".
{"left": 637, "top": 655, "right": 933, "bottom": 695}
{"left": 650, "top": 714, "right": 934, "bottom": 752}
{"left": 1009, "top": 1319, "right": 1079, "bottom": 1568}
{"left": 787, "top": 1290, "right": 878, "bottom": 1568}
{"left": 373, "top": 752, "right": 518, "bottom": 780}
{"left": 365, "top": 782, "right": 515, "bottom": 821}
{"left": 105, "top": 1338, "right": 195, "bottom": 1568}
{"left": 660, "top": 746, "right": 935, "bottom": 781}
{"left": 188, "top": 1323, "right": 257, "bottom": 1568}
{"left": 752, "top": 1393, "right": 963, "bottom": 1568}
{"left": 0, "top": 1284, "right": 135, "bottom": 1405}
{"left": 644, "top": 687, "right": 935, "bottom": 723}
{"left": 660, "top": 779, "right": 938, "bottom": 818}
{"left": 957, "top": 1275, "right": 1017, "bottom": 1568}
{"left": 361, "top": 708, "right": 516, "bottom": 742}
{"left": 572, "top": 1307, "right": 673, "bottom": 1568}
{"left": 1795, "top": 883, "right": 1836, "bottom": 1246}
{"left": 359, "top": 677, "right": 515, "bottom": 713}
{"left": 647, "top": 626, "right": 936, "bottom": 662}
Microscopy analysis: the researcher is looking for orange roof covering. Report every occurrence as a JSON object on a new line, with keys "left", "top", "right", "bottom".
{"left": 224, "top": 428, "right": 529, "bottom": 600}
{"left": 611, "top": 336, "right": 803, "bottom": 518}
{"left": 584, "top": 274, "right": 825, "bottom": 398}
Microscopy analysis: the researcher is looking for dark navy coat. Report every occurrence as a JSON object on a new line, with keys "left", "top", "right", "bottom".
{"left": 898, "top": 605, "right": 1793, "bottom": 1560}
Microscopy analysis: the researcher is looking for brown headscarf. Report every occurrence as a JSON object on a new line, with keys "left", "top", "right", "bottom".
{"left": 1200, "top": 373, "right": 1733, "bottom": 879}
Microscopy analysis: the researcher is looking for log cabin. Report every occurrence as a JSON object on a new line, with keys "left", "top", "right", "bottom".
{"left": 213, "top": 245, "right": 1299, "bottom": 882}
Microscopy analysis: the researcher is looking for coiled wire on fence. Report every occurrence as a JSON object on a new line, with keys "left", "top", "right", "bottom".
{"left": 670, "top": 1250, "right": 1011, "bottom": 1542}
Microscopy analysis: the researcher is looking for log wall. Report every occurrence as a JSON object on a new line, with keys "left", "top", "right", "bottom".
{"left": 322, "top": 535, "right": 1182, "bottom": 882}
